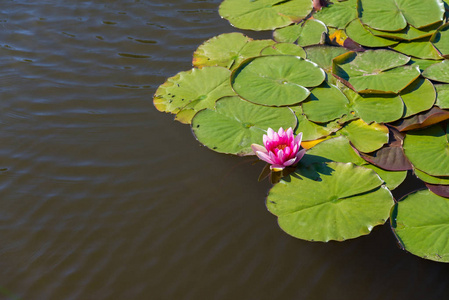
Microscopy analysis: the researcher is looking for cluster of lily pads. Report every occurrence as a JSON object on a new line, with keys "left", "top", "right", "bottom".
{"left": 153, "top": 0, "right": 449, "bottom": 262}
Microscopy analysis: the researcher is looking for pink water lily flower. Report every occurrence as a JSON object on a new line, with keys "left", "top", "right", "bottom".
{"left": 251, "top": 127, "right": 306, "bottom": 172}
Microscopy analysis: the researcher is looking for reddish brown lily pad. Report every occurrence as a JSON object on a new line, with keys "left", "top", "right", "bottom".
{"left": 425, "top": 183, "right": 449, "bottom": 198}
{"left": 391, "top": 107, "right": 449, "bottom": 132}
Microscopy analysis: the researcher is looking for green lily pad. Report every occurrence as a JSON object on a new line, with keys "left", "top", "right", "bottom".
{"left": 314, "top": 0, "right": 358, "bottom": 29}
{"left": 345, "top": 19, "right": 398, "bottom": 48}
{"left": 368, "top": 23, "right": 441, "bottom": 41}
{"left": 408, "top": 58, "right": 442, "bottom": 72}
{"left": 301, "top": 135, "right": 366, "bottom": 166}
{"left": 333, "top": 50, "right": 420, "bottom": 93}
{"left": 219, "top": 0, "right": 313, "bottom": 31}
{"left": 392, "top": 189, "right": 449, "bottom": 262}
{"left": 267, "top": 162, "right": 394, "bottom": 242}
{"left": 423, "top": 60, "right": 449, "bottom": 83}
{"left": 414, "top": 168, "right": 449, "bottom": 185}
{"left": 260, "top": 43, "right": 306, "bottom": 57}
{"left": 435, "top": 84, "right": 449, "bottom": 108}
{"left": 391, "top": 38, "right": 443, "bottom": 60}
{"left": 302, "top": 82, "right": 351, "bottom": 123}
{"left": 153, "top": 67, "right": 236, "bottom": 124}
{"left": 363, "top": 164, "right": 407, "bottom": 190}
{"left": 192, "top": 33, "right": 275, "bottom": 70}
{"left": 291, "top": 105, "right": 341, "bottom": 141}
{"left": 403, "top": 123, "right": 449, "bottom": 176}
{"left": 340, "top": 119, "right": 389, "bottom": 153}
{"left": 400, "top": 78, "right": 436, "bottom": 118}
{"left": 359, "top": 0, "right": 445, "bottom": 31}
{"left": 304, "top": 45, "right": 349, "bottom": 72}
{"left": 231, "top": 55, "right": 325, "bottom": 106}
{"left": 340, "top": 84, "right": 404, "bottom": 123}
{"left": 191, "top": 96, "right": 297, "bottom": 155}
{"left": 274, "top": 19, "right": 327, "bottom": 47}
{"left": 431, "top": 23, "right": 449, "bottom": 57}
{"left": 303, "top": 135, "right": 407, "bottom": 189}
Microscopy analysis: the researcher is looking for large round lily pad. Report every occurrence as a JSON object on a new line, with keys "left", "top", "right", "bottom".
{"left": 274, "top": 19, "right": 327, "bottom": 47}
{"left": 231, "top": 55, "right": 325, "bottom": 106}
{"left": 192, "top": 33, "right": 275, "bottom": 70}
{"left": 359, "top": 0, "right": 445, "bottom": 31}
{"left": 340, "top": 119, "right": 389, "bottom": 153}
{"left": 403, "top": 123, "right": 449, "bottom": 176}
{"left": 267, "top": 162, "right": 394, "bottom": 242}
{"left": 191, "top": 96, "right": 297, "bottom": 155}
{"left": 219, "top": 0, "right": 313, "bottom": 31}
{"left": 333, "top": 50, "right": 420, "bottom": 94}
{"left": 153, "top": 67, "right": 236, "bottom": 124}
{"left": 391, "top": 38, "right": 444, "bottom": 60}
{"left": 392, "top": 189, "right": 449, "bottom": 262}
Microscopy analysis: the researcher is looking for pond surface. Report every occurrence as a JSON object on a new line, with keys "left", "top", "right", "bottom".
{"left": 0, "top": 0, "right": 447, "bottom": 299}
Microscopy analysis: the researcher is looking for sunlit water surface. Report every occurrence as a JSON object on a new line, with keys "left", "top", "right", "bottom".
{"left": 0, "top": 1, "right": 447, "bottom": 299}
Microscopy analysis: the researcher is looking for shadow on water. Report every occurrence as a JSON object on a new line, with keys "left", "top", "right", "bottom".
{"left": 0, "top": 1, "right": 447, "bottom": 300}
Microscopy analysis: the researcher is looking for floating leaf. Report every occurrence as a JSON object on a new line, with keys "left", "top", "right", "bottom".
{"left": 340, "top": 119, "right": 389, "bottom": 153}
{"left": 219, "top": 0, "right": 313, "bottom": 31}
{"left": 302, "top": 135, "right": 366, "bottom": 165}
{"left": 192, "top": 33, "right": 275, "bottom": 70}
{"left": 333, "top": 50, "right": 420, "bottom": 94}
{"left": 314, "top": 0, "right": 358, "bottom": 29}
{"left": 260, "top": 43, "right": 306, "bottom": 57}
{"left": 153, "top": 67, "right": 235, "bottom": 124}
{"left": 359, "top": 0, "right": 445, "bottom": 31}
{"left": 430, "top": 23, "right": 449, "bottom": 57}
{"left": 392, "top": 107, "right": 449, "bottom": 131}
{"left": 304, "top": 45, "right": 349, "bottom": 72}
{"left": 391, "top": 38, "right": 443, "bottom": 60}
{"left": 368, "top": 22, "right": 441, "bottom": 41}
{"left": 403, "top": 123, "right": 449, "bottom": 176}
{"left": 267, "top": 162, "right": 394, "bottom": 242}
{"left": 302, "top": 82, "right": 351, "bottom": 123}
{"left": 425, "top": 183, "right": 449, "bottom": 198}
{"left": 291, "top": 105, "right": 341, "bottom": 141}
{"left": 345, "top": 19, "right": 398, "bottom": 48}
{"left": 363, "top": 164, "right": 407, "bottom": 190}
{"left": 435, "top": 84, "right": 449, "bottom": 109}
{"left": 399, "top": 78, "right": 436, "bottom": 118}
{"left": 303, "top": 135, "right": 407, "bottom": 189}
{"left": 231, "top": 56, "right": 325, "bottom": 106}
{"left": 392, "top": 189, "right": 449, "bottom": 262}
{"left": 423, "top": 60, "right": 449, "bottom": 83}
{"left": 408, "top": 58, "right": 443, "bottom": 72}
{"left": 274, "top": 19, "right": 327, "bottom": 47}
{"left": 191, "top": 96, "right": 297, "bottom": 155}
{"left": 414, "top": 168, "right": 449, "bottom": 185}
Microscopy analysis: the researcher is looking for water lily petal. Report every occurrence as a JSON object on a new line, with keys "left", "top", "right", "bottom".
{"left": 283, "top": 157, "right": 297, "bottom": 166}
{"left": 296, "top": 148, "right": 306, "bottom": 161}
{"left": 251, "top": 143, "right": 267, "bottom": 154}
{"left": 267, "top": 128, "right": 275, "bottom": 140}
{"left": 256, "top": 151, "right": 274, "bottom": 164}
{"left": 294, "top": 132, "right": 303, "bottom": 145}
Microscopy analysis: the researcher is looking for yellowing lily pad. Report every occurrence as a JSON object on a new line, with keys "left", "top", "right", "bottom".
{"left": 153, "top": 67, "right": 236, "bottom": 124}
{"left": 192, "top": 33, "right": 275, "bottom": 70}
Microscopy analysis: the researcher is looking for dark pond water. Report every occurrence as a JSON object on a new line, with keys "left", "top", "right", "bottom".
{"left": 0, "top": 0, "right": 447, "bottom": 299}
